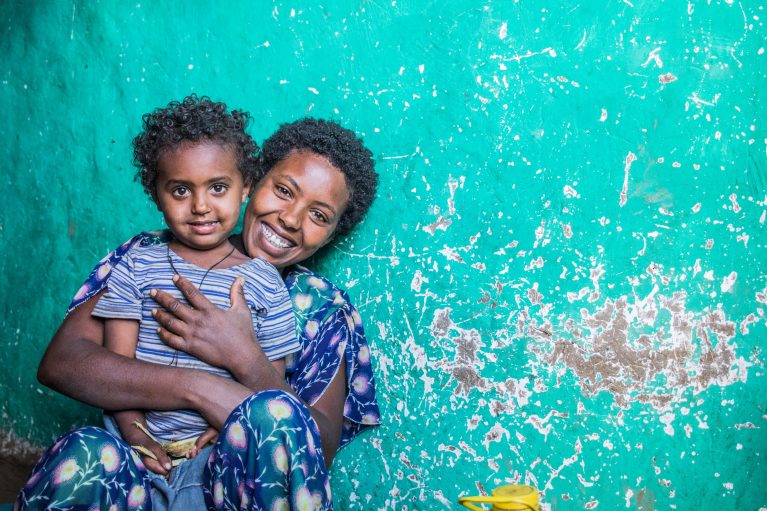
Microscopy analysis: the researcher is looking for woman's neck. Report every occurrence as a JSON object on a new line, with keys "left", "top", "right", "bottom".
{"left": 230, "top": 233, "right": 290, "bottom": 276}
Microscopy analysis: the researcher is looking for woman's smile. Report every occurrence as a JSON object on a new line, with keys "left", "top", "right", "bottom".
{"left": 261, "top": 223, "right": 295, "bottom": 249}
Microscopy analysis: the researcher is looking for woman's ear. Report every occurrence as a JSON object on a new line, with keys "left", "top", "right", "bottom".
{"left": 319, "top": 231, "right": 337, "bottom": 249}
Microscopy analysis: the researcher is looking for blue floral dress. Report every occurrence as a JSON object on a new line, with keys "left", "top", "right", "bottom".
{"left": 16, "top": 231, "right": 381, "bottom": 511}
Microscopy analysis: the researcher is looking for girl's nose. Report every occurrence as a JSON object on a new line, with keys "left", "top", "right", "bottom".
{"left": 192, "top": 193, "right": 211, "bottom": 215}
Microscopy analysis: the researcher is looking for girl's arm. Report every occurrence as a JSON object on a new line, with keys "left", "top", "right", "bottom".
{"left": 37, "top": 292, "right": 252, "bottom": 429}
{"left": 103, "top": 318, "right": 173, "bottom": 475}
{"left": 151, "top": 275, "right": 347, "bottom": 465}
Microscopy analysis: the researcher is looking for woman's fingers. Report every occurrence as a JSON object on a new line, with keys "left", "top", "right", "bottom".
{"left": 152, "top": 308, "right": 188, "bottom": 338}
{"left": 150, "top": 288, "right": 193, "bottom": 323}
{"left": 229, "top": 277, "right": 246, "bottom": 309}
{"left": 173, "top": 274, "right": 213, "bottom": 310}
{"left": 156, "top": 322, "right": 188, "bottom": 352}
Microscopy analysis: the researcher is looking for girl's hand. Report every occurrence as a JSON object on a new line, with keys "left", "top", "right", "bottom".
{"left": 137, "top": 440, "right": 173, "bottom": 477}
{"left": 187, "top": 427, "right": 218, "bottom": 458}
{"left": 150, "top": 275, "right": 258, "bottom": 374}
{"left": 120, "top": 426, "right": 173, "bottom": 477}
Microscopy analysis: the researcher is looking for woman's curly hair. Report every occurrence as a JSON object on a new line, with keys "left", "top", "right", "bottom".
{"left": 133, "top": 94, "right": 259, "bottom": 198}
{"left": 259, "top": 118, "right": 378, "bottom": 236}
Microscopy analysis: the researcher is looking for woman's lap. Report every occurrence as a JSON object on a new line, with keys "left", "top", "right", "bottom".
{"left": 16, "top": 391, "right": 331, "bottom": 511}
{"left": 15, "top": 426, "right": 151, "bottom": 510}
{"left": 205, "top": 390, "right": 331, "bottom": 510}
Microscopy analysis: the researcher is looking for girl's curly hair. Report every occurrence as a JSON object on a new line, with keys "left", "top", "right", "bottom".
{"left": 132, "top": 94, "right": 258, "bottom": 198}
{"left": 259, "top": 118, "right": 378, "bottom": 236}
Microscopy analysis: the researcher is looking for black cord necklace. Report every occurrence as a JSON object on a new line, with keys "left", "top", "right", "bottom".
{"left": 164, "top": 242, "right": 236, "bottom": 367}
{"left": 166, "top": 243, "right": 237, "bottom": 288}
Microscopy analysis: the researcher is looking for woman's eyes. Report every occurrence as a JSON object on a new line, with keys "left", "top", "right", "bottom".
{"left": 310, "top": 209, "right": 329, "bottom": 224}
{"left": 272, "top": 182, "right": 330, "bottom": 224}
{"left": 275, "top": 184, "right": 292, "bottom": 198}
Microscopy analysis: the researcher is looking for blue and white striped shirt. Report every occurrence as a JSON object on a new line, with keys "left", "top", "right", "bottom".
{"left": 92, "top": 243, "right": 299, "bottom": 441}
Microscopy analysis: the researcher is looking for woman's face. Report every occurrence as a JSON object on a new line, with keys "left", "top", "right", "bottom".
{"left": 242, "top": 150, "right": 350, "bottom": 269}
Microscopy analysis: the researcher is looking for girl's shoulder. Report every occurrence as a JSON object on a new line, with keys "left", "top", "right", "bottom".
{"left": 137, "top": 229, "right": 173, "bottom": 247}
{"left": 67, "top": 230, "right": 173, "bottom": 314}
{"left": 231, "top": 257, "right": 285, "bottom": 292}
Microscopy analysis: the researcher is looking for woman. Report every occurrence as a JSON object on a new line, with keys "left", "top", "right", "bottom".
{"left": 17, "top": 118, "right": 381, "bottom": 510}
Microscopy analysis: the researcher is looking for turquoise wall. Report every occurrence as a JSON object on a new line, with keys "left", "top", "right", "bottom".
{"left": 2, "top": 1, "right": 766, "bottom": 509}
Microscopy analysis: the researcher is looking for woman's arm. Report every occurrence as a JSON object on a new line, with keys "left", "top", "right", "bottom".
{"left": 38, "top": 292, "right": 251, "bottom": 429}
{"left": 151, "top": 275, "right": 347, "bottom": 465}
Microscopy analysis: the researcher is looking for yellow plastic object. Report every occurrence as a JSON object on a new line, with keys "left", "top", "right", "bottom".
{"left": 458, "top": 485, "right": 540, "bottom": 511}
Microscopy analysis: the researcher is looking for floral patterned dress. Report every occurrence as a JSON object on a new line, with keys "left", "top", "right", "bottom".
{"left": 15, "top": 231, "right": 381, "bottom": 511}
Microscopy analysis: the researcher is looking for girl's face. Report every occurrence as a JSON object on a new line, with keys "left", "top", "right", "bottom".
{"left": 241, "top": 150, "right": 350, "bottom": 269}
{"left": 153, "top": 142, "right": 249, "bottom": 255}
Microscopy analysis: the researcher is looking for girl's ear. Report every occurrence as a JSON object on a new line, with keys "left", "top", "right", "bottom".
{"left": 241, "top": 182, "right": 251, "bottom": 204}
{"left": 151, "top": 191, "right": 162, "bottom": 211}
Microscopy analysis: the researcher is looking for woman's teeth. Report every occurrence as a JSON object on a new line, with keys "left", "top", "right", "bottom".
{"left": 262, "top": 224, "right": 292, "bottom": 248}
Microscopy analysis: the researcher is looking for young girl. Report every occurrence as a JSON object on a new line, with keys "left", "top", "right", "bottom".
{"left": 92, "top": 95, "right": 299, "bottom": 474}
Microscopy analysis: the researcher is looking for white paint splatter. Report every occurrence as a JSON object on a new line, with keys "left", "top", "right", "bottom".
{"left": 575, "top": 30, "right": 588, "bottom": 50}
{"left": 729, "top": 193, "right": 741, "bottom": 213}
{"left": 410, "top": 270, "right": 426, "bottom": 292}
{"left": 660, "top": 413, "right": 676, "bottom": 436}
{"left": 721, "top": 272, "right": 738, "bottom": 293}
{"left": 689, "top": 92, "right": 720, "bottom": 108}
{"left": 619, "top": 152, "right": 637, "bottom": 207}
{"left": 641, "top": 47, "right": 664, "bottom": 68}
{"left": 564, "top": 185, "right": 580, "bottom": 198}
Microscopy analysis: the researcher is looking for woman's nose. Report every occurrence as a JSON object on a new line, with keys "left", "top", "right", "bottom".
{"left": 278, "top": 206, "right": 301, "bottom": 230}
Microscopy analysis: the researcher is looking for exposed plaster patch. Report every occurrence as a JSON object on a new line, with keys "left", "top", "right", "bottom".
{"left": 430, "top": 272, "right": 751, "bottom": 417}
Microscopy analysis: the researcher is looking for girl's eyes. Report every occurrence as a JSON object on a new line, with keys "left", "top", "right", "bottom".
{"left": 170, "top": 184, "right": 228, "bottom": 198}
{"left": 171, "top": 186, "right": 190, "bottom": 198}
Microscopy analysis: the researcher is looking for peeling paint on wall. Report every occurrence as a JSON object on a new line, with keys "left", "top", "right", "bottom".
{"left": 1, "top": 0, "right": 766, "bottom": 509}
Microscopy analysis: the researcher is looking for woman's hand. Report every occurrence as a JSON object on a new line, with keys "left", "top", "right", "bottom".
{"left": 150, "top": 275, "right": 259, "bottom": 374}
{"left": 152, "top": 274, "right": 297, "bottom": 405}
